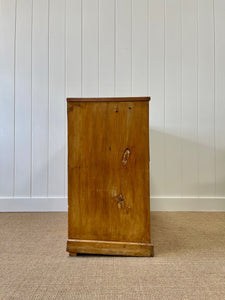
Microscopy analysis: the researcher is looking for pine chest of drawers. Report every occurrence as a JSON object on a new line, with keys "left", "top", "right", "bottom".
{"left": 66, "top": 97, "right": 154, "bottom": 257}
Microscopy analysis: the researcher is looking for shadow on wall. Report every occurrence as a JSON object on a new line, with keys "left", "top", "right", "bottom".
{"left": 149, "top": 128, "right": 225, "bottom": 197}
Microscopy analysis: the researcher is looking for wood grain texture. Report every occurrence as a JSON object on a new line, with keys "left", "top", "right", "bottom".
{"left": 67, "top": 98, "right": 152, "bottom": 256}
{"left": 67, "top": 239, "right": 154, "bottom": 257}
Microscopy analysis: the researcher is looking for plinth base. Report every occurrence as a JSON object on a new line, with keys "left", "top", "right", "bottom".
{"left": 67, "top": 239, "right": 154, "bottom": 257}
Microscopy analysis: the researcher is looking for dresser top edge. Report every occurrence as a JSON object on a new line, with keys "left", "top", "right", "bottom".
{"left": 67, "top": 97, "right": 150, "bottom": 103}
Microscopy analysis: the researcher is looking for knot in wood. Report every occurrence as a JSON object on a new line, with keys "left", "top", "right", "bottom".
{"left": 117, "top": 194, "right": 125, "bottom": 209}
{"left": 122, "top": 148, "right": 130, "bottom": 165}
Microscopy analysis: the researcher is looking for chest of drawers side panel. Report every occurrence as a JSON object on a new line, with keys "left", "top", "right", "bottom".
{"left": 67, "top": 100, "right": 151, "bottom": 247}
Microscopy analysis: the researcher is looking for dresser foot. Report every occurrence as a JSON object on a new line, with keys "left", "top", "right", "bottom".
{"left": 67, "top": 239, "right": 154, "bottom": 257}
{"left": 69, "top": 252, "right": 77, "bottom": 257}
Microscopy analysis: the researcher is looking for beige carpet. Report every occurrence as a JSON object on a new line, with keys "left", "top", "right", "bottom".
{"left": 0, "top": 212, "right": 225, "bottom": 299}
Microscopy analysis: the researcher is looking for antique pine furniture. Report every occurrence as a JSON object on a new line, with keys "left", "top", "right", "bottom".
{"left": 66, "top": 97, "right": 154, "bottom": 257}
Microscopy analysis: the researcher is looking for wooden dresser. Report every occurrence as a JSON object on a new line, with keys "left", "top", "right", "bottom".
{"left": 66, "top": 97, "right": 154, "bottom": 257}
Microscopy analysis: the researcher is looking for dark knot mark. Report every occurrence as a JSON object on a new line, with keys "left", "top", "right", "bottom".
{"left": 116, "top": 194, "right": 131, "bottom": 213}
{"left": 122, "top": 148, "right": 130, "bottom": 165}
{"left": 117, "top": 194, "right": 125, "bottom": 209}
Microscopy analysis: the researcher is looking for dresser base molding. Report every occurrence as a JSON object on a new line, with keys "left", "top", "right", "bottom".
{"left": 67, "top": 239, "right": 154, "bottom": 257}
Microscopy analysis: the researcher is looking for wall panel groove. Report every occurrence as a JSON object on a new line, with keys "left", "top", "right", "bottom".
{"left": 48, "top": 0, "right": 65, "bottom": 196}
{"left": 30, "top": 0, "right": 33, "bottom": 197}
{"left": 198, "top": 0, "right": 215, "bottom": 197}
{"left": 114, "top": 0, "right": 117, "bottom": 96}
{"left": 0, "top": 0, "right": 16, "bottom": 196}
{"left": 13, "top": 0, "right": 17, "bottom": 197}
{"left": 214, "top": 0, "right": 225, "bottom": 197}
{"left": 64, "top": 0, "right": 67, "bottom": 196}
{"left": 181, "top": 0, "right": 198, "bottom": 197}
{"left": 14, "top": 0, "right": 32, "bottom": 197}
{"left": 99, "top": 0, "right": 115, "bottom": 96}
{"left": 31, "top": 0, "right": 49, "bottom": 196}
{"left": 164, "top": 0, "right": 182, "bottom": 196}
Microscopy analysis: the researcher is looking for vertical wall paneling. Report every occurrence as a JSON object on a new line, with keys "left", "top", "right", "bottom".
{"left": 82, "top": 0, "right": 99, "bottom": 97}
{"left": 99, "top": 0, "right": 115, "bottom": 96}
{"left": 181, "top": 0, "right": 198, "bottom": 196}
{"left": 66, "top": 0, "right": 82, "bottom": 97}
{"left": 14, "top": 0, "right": 32, "bottom": 196}
{"left": 0, "top": 0, "right": 16, "bottom": 196}
{"left": 66, "top": 0, "right": 82, "bottom": 196}
{"left": 32, "top": 0, "right": 49, "bottom": 196}
{"left": 64, "top": 0, "right": 67, "bottom": 197}
{"left": 198, "top": 0, "right": 215, "bottom": 196}
{"left": 164, "top": 0, "right": 182, "bottom": 196}
{"left": 1, "top": 0, "right": 225, "bottom": 211}
{"left": 149, "top": 0, "right": 166, "bottom": 197}
{"left": 132, "top": 0, "right": 148, "bottom": 96}
{"left": 48, "top": 0, "right": 65, "bottom": 196}
{"left": 116, "top": 0, "right": 132, "bottom": 96}
{"left": 214, "top": 0, "right": 225, "bottom": 196}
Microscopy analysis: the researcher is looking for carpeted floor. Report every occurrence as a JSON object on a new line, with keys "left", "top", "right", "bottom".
{"left": 0, "top": 212, "right": 225, "bottom": 299}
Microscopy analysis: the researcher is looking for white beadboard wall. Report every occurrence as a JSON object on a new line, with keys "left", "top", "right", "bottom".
{"left": 0, "top": 0, "right": 225, "bottom": 211}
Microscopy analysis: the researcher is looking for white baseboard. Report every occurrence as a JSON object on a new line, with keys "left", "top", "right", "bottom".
{"left": 151, "top": 197, "right": 225, "bottom": 211}
{"left": 0, "top": 196, "right": 225, "bottom": 212}
{"left": 0, "top": 197, "right": 67, "bottom": 212}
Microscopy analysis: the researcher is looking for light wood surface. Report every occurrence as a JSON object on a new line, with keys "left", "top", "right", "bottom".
{"left": 67, "top": 239, "right": 154, "bottom": 257}
{"left": 67, "top": 97, "right": 150, "bottom": 102}
{"left": 67, "top": 98, "right": 153, "bottom": 256}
